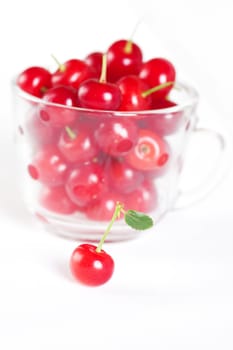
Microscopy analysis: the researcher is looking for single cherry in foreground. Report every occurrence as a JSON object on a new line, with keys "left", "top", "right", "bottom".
{"left": 70, "top": 244, "right": 114, "bottom": 287}
{"left": 70, "top": 202, "right": 154, "bottom": 286}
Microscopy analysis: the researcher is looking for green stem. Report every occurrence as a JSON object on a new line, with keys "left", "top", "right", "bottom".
{"left": 96, "top": 202, "right": 123, "bottom": 253}
{"left": 99, "top": 53, "right": 107, "bottom": 83}
{"left": 141, "top": 81, "right": 174, "bottom": 98}
{"left": 51, "top": 54, "right": 66, "bottom": 72}
{"left": 65, "top": 126, "right": 76, "bottom": 140}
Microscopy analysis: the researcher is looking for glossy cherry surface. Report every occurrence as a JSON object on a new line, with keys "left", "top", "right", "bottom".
{"left": 17, "top": 66, "right": 52, "bottom": 97}
{"left": 39, "top": 86, "right": 79, "bottom": 127}
{"left": 125, "top": 128, "right": 170, "bottom": 171}
{"left": 70, "top": 244, "right": 114, "bottom": 286}
{"left": 95, "top": 118, "right": 139, "bottom": 157}
{"left": 51, "top": 58, "right": 96, "bottom": 88}
{"left": 107, "top": 158, "right": 144, "bottom": 194}
{"left": 139, "top": 58, "right": 176, "bottom": 101}
{"left": 86, "top": 190, "right": 124, "bottom": 221}
{"left": 78, "top": 79, "right": 122, "bottom": 110}
{"left": 65, "top": 163, "right": 107, "bottom": 207}
{"left": 28, "top": 145, "right": 68, "bottom": 186}
{"left": 58, "top": 123, "right": 98, "bottom": 163}
{"left": 117, "top": 75, "right": 152, "bottom": 111}
{"left": 107, "top": 39, "right": 143, "bottom": 82}
{"left": 85, "top": 52, "right": 103, "bottom": 77}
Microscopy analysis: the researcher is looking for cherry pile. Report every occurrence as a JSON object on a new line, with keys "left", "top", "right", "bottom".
{"left": 17, "top": 38, "right": 182, "bottom": 222}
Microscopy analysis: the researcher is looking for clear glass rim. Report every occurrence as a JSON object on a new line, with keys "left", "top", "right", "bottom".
{"left": 12, "top": 79, "right": 199, "bottom": 116}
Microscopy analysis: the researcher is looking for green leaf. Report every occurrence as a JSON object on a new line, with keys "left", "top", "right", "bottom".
{"left": 124, "top": 210, "right": 154, "bottom": 230}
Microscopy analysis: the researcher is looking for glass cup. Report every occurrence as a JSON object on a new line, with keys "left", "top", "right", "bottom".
{"left": 12, "top": 81, "right": 229, "bottom": 242}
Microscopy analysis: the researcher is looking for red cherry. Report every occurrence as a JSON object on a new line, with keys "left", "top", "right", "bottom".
{"left": 27, "top": 145, "right": 68, "bottom": 186}
{"left": 39, "top": 186, "right": 78, "bottom": 215}
{"left": 116, "top": 75, "right": 152, "bottom": 111}
{"left": 78, "top": 79, "right": 121, "bottom": 110}
{"left": 107, "top": 39, "right": 143, "bottom": 82}
{"left": 78, "top": 53, "right": 121, "bottom": 110}
{"left": 58, "top": 123, "right": 99, "bottom": 163}
{"left": 125, "top": 129, "right": 170, "bottom": 171}
{"left": 85, "top": 52, "right": 103, "bottom": 77}
{"left": 51, "top": 58, "right": 96, "bottom": 88}
{"left": 139, "top": 58, "right": 176, "bottom": 101}
{"left": 95, "top": 118, "right": 139, "bottom": 157}
{"left": 125, "top": 180, "right": 158, "bottom": 213}
{"left": 39, "top": 86, "right": 79, "bottom": 127}
{"left": 86, "top": 190, "right": 125, "bottom": 221}
{"left": 26, "top": 110, "right": 58, "bottom": 147}
{"left": 17, "top": 66, "right": 51, "bottom": 97}
{"left": 107, "top": 158, "right": 144, "bottom": 194}
{"left": 70, "top": 243, "right": 114, "bottom": 286}
{"left": 65, "top": 163, "right": 107, "bottom": 207}
{"left": 148, "top": 99, "right": 183, "bottom": 135}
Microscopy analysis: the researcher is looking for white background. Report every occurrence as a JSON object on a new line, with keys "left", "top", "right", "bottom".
{"left": 0, "top": 1, "right": 233, "bottom": 349}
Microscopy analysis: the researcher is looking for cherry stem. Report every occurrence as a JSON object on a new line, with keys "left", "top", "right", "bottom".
{"left": 99, "top": 53, "right": 107, "bottom": 83}
{"left": 51, "top": 54, "right": 66, "bottom": 72}
{"left": 40, "top": 86, "right": 48, "bottom": 94}
{"left": 96, "top": 202, "right": 123, "bottom": 253}
{"left": 124, "top": 19, "right": 143, "bottom": 54}
{"left": 124, "top": 40, "right": 133, "bottom": 54}
{"left": 141, "top": 81, "right": 174, "bottom": 98}
{"left": 65, "top": 126, "right": 76, "bottom": 140}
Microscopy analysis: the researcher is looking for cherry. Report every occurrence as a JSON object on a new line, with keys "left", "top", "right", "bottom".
{"left": 26, "top": 110, "right": 58, "bottom": 147}
{"left": 125, "top": 128, "right": 170, "bottom": 171}
{"left": 116, "top": 75, "right": 152, "bottom": 111}
{"left": 70, "top": 243, "right": 114, "bottom": 286}
{"left": 39, "top": 85, "right": 79, "bottom": 127}
{"left": 17, "top": 66, "right": 51, "bottom": 97}
{"left": 146, "top": 99, "right": 183, "bottom": 136}
{"left": 95, "top": 118, "right": 139, "bottom": 157}
{"left": 106, "top": 158, "right": 144, "bottom": 194}
{"left": 39, "top": 186, "right": 78, "bottom": 215}
{"left": 51, "top": 57, "right": 96, "bottom": 88}
{"left": 78, "top": 54, "right": 121, "bottom": 110}
{"left": 27, "top": 145, "right": 68, "bottom": 186}
{"left": 65, "top": 163, "right": 107, "bottom": 207}
{"left": 139, "top": 58, "right": 176, "bottom": 101}
{"left": 85, "top": 51, "right": 103, "bottom": 77}
{"left": 58, "top": 123, "right": 99, "bottom": 163}
{"left": 107, "top": 39, "right": 143, "bottom": 82}
{"left": 86, "top": 190, "right": 125, "bottom": 221}
{"left": 125, "top": 180, "right": 158, "bottom": 213}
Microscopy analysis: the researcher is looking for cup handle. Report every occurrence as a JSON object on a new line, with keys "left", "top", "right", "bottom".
{"left": 173, "top": 124, "right": 233, "bottom": 209}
